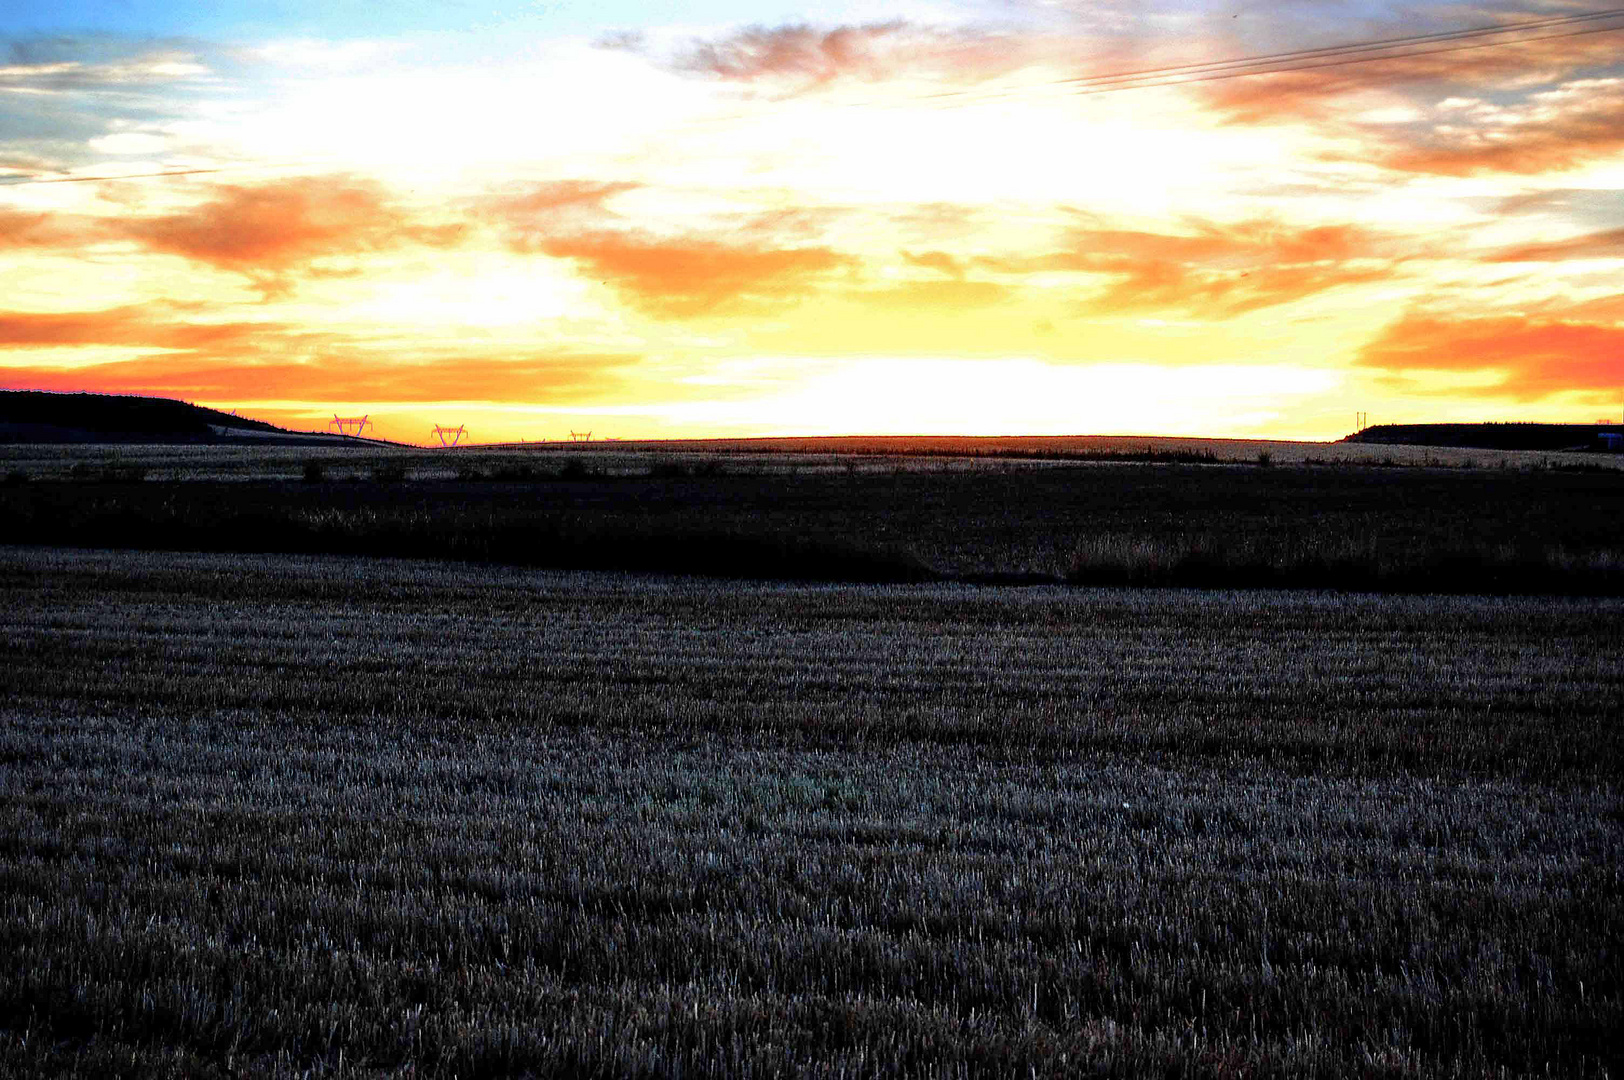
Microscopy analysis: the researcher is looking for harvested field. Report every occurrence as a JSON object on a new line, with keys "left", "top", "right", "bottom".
{"left": 2, "top": 547, "right": 1619, "bottom": 1077}
{"left": 4, "top": 452, "right": 1623, "bottom": 591}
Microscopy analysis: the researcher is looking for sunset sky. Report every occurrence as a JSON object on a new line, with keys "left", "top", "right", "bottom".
{"left": 3, "top": 1, "right": 1623, "bottom": 444}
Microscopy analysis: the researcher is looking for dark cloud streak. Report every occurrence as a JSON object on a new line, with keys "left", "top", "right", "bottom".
{"left": 1488, "top": 227, "right": 1624, "bottom": 262}
{"left": 2, "top": 353, "right": 638, "bottom": 403}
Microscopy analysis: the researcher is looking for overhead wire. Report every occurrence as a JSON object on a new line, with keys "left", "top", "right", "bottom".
{"left": 915, "top": 7, "right": 1624, "bottom": 104}
{"left": 1059, "top": 7, "right": 1624, "bottom": 89}
{"left": 0, "top": 161, "right": 317, "bottom": 187}
{"left": 1, "top": 166, "right": 227, "bottom": 185}
{"left": 1059, "top": 24, "right": 1624, "bottom": 99}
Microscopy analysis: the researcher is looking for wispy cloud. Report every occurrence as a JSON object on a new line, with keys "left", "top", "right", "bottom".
{"left": 0, "top": 35, "right": 224, "bottom": 176}
{"left": 1487, "top": 226, "right": 1624, "bottom": 262}
{"left": 117, "top": 176, "right": 464, "bottom": 296}
{"left": 483, "top": 179, "right": 639, "bottom": 250}
{"left": 534, "top": 231, "right": 854, "bottom": 317}
{"left": 671, "top": 19, "right": 1033, "bottom": 94}
{"left": 0, "top": 38, "right": 213, "bottom": 91}
{"left": 987, "top": 218, "right": 1405, "bottom": 317}
{"left": 1379, "top": 78, "right": 1624, "bottom": 176}
{"left": 684, "top": 22, "right": 913, "bottom": 85}
{"left": 0, "top": 305, "right": 283, "bottom": 350}
{"left": 0, "top": 302, "right": 639, "bottom": 402}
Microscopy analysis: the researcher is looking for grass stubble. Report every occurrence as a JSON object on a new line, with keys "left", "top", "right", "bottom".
{"left": 1, "top": 546, "right": 1620, "bottom": 1077}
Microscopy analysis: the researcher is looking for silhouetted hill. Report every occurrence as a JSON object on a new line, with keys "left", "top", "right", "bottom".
{"left": 1343, "top": 423, "right": 1622, "bottom": 452}
{"left": 0, "top": 391, "right": 353, "bottom": 445}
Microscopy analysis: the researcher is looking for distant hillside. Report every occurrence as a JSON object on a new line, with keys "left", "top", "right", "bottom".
{"left": 1343, "top": 423, "right": 1622, "bottom": 452}
{"left": 0, "top": 391, "right": 357, "bottom": 446}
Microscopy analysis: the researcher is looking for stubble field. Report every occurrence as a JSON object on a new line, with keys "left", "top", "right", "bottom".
{"left": 2, "top": 535, "right": 1621, "bottom": 1077}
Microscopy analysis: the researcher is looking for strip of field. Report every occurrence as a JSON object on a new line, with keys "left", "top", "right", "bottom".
{"left": 4, "top": 458, "right": 1623, "bottom": 592}
{"left": 5, "top": 433, "right": 1622, "bottom": 483}
{"left": 1, "top": 547, "right": 1619, "bottom": 1077}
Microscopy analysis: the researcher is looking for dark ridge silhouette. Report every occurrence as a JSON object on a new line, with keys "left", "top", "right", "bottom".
{"left": 1344, "top": 422, "right": 1622, "bottom": 452}
{"left": 0, "top": 390, "right": 364, "bottom": 446}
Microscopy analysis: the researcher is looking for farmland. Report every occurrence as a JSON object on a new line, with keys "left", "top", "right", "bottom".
{"left": 3, "top": 542, "right": 1621, "bottom": 1077}
{"left": 2, "top": 444, "right": 1622, "bottom": 1076}
{"left": 3, "top": 443, "right": 1624, "bottom": 590}
{"left": 5, "top": 431, "right": 1623, "bottom": 483}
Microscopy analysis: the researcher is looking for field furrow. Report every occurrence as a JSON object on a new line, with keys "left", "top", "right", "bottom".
{"left": 1, "top": 547, "right": 1620, "bottom": 1077}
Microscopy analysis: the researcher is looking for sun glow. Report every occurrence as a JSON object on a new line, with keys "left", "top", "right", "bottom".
{"left": 556, "top": 357, "right": 1341, "bottom": 439}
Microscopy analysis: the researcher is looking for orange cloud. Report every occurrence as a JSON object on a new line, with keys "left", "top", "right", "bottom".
{"left": 0, "top": 304, "right": 636, "bottom": 403}
{"left": 1357, "top": 312, "right": 1624, "bottom": 398}
{"left": 0, "top": 306, "right": 279, "bottom": 350}
{"left": 3, "top": 351, "right": 638, "bottom": 404}
{"left": 483, "top": 186, "right": 855, "bottom": 315}
{"left": 537, "top": 231, "right": 853, "bottom": 317}
{"left": 0, "top": 209, "right": 53, "bottom": 247}
{"left": 0, "top": 207, "right": 106, "bottom": 249}
{"left": 1561, "top": 293, "right": 1624, "bottom": 322}
{"left": 993, "top": 219, "right": 1398, "bottom": 316}
{"left": 118, "top": 175, "right": 464, "bottom": 294}
{"left": 1487, "top": 227, "right": 1624, "bottom": 262}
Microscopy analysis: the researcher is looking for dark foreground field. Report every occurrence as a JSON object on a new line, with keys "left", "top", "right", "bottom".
{"left": 2, "top": 547, "right": 1620, "bottom": 1077}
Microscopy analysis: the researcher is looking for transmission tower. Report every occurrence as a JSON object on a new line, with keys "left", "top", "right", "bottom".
{"left": 329, "top": 414, "right": 372, "bottom": 437}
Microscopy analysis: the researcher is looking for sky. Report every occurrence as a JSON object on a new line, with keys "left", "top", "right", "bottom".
{"left": 2, "top": 0, "right": 1622, "bottom": 444}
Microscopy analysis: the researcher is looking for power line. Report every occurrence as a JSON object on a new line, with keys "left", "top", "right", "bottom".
{"left": 1057, "top": 7, "right": 1624, "bottom": 91}
{"left": 913, "top": 7, "right": 1624, "bottom": 104}
{"left": 0, "top": 166, "right": 225, "bottom": 186}
{"left": 656, "top": 8, "right": 1624, "bottom": 128}
{"left": 1066, "top": 24, "right": 1624, "bottom": 98}
{"left": 0, "top": 161, "right": 315, "bottom": 187}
